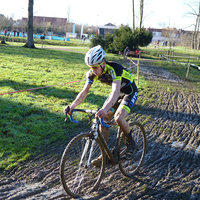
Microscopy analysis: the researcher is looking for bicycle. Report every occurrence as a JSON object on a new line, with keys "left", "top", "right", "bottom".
{"left": 60, "top": 108, "right": 147, "bottom": 198}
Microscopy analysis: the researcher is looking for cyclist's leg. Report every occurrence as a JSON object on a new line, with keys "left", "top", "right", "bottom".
{"left": 99, "top": 94, "right": 122, "bottom": 142}
{"left": 114, "top": 89, "right": 138, "bottom": 158}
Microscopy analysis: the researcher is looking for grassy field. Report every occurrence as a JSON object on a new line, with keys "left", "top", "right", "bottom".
{"left": 0, "top": 43, "right": 199, "bottom": 171}
{"left": 0, "top": 35, "right": 90, "bottom": 47}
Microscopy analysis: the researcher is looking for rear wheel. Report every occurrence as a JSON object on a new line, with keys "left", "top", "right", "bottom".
{"left": 118, "top": 122, "right": 146, "bottom": 177}
{"left": 60, "top": 132, "right": 105, "bottom": 198}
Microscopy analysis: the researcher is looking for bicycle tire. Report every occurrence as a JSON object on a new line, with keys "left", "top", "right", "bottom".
{"left": 60, "top": 132, "right": 106, "bottom": 198}
{"left": 118, "top": 121, "right": 147, "bottom": 177}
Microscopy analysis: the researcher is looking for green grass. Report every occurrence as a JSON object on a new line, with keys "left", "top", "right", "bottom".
{"left": 0, "top": 35, "right": 90, "bottom": 47}
{"left": 0, "top": 45, "right": 102, "bottom": 170}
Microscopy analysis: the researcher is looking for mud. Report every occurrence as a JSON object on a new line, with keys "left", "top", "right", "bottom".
{"left": 0, "top": 61, "right": 200, "bottom": 200}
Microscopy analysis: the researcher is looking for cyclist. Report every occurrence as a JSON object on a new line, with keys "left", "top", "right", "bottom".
{"left": 64, "top": 45, "right": 138, "bottom": 167}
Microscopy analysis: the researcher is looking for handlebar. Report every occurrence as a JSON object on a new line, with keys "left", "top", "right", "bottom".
{"left": 65, "top": 108, "right": 109, "bottom": 128}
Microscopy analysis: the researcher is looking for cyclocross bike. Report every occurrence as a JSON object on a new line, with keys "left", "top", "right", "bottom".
{"left": 60, "top": 108, "right": 147, "bottom": 198}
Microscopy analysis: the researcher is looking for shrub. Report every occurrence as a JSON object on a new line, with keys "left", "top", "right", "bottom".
{"left": 90, "top": 34, "right": 105, "bottom": 49}
{"left": 90, "top": 25, "right": 153, "bottom": 54}
{"left": 133, "top": 27, "right": 153, "bottom": 47}
{"left": 113, "top": 26, "right": 136, "bottom": 52}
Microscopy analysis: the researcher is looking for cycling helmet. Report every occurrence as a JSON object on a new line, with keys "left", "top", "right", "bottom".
{"left": 85, "top": 45, "right": 106, "bottom": 66}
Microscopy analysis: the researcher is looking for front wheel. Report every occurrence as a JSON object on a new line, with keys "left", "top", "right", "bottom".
{"left": 118, "top": 122, "right": 147, "bottom": 177}
{"left": 60, "top": 132, "right": 105, "bottom": 198}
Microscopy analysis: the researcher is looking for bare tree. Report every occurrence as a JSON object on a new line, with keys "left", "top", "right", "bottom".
{"left": 184, "top": 0, "right": 200, "bottom": 49}
{"left": 132, "top": 0, "right": 135, "bottom": 31}
{"left": 25, "top": 0, "right": 35, "bottom": 48}
{"left": 139, "top": 0, "right": 144, "bottom": 32}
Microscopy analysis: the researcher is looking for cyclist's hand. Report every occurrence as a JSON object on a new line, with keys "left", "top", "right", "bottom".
{"left": 64, "top": 106, "right": 71, "bottom": 115}
{"left": 64, "top": 103, "right": 76, "bottom": 115}
{"left": 95, "top": 108, "right": 107, "bottom": 118}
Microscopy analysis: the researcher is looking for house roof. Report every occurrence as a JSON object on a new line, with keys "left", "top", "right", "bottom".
{"left": 99, "top": 23, "right": 119, "bottom": 29}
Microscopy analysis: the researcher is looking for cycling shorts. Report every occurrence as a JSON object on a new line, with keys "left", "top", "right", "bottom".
{"left": 105, "top": 83, "right": 138, "bottom": 113}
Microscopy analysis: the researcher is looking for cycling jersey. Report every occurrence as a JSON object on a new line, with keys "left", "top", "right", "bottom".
{"left": 86, "top": 61, "right": 138, "bottom": 113}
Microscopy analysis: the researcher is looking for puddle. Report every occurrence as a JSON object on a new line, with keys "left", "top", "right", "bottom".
{"left": 195, "top": 146, "right": 200, "bottom": 155}
{"left": 171, "top": 141, "right": 184, "bottom": 148}
{"left": 172, "top": 142, "right": 200, "bottom": 155}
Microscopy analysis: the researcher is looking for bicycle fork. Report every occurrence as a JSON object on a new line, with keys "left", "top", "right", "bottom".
{"left": 79, "top": 119, "right": 99, "bottom": 168}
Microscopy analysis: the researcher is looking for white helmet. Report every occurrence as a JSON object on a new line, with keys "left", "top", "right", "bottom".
{"left": 85, "top": 45, "right": 106, "bottom": 66}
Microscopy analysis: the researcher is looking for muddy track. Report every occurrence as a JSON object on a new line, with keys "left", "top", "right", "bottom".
{"left": 0, "top": 62, "right": 200, "bottom": 200}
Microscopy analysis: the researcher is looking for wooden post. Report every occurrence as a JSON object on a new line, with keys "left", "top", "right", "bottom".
{"left": 186, "top": 62, "right": 190, "bottom": 78}
{"left": 167, "top": 50, "right": 169, "bottom": 62}
{"left": 130, "top": 57, "right": 132, "bottom": 69}
{"left": 137, "top": 54, "right": 141, "bottom": 85}
{"left": 137, "top": 60, "right": 140, "bottom": 85}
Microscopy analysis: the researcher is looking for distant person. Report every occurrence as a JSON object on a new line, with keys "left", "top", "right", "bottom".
{"left": 135, "top": 47, "right": 140, "bottom": 58}
{"left": 124, "top": 46, "right": 130, "bottom": 59}
{"left": 4, "top": 29, "right": 7, "bottom": 36}
{"left": 13, "top": 29, "right": 16, "bottom": 37}
{"left": 17, "top": 29, "right": 19, "bottom": 37}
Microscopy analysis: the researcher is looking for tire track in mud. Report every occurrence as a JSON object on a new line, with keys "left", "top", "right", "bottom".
{"left": 0, "top": 63, "right": 200, "bottom": 200}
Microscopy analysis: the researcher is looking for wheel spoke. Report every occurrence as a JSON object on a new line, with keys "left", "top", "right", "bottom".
{"left": 60, "top": 133, "right": 105, "bottom": 198}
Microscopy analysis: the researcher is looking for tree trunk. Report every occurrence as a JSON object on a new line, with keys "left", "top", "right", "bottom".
{"left": 195, "top": 16, "right": 200, "bottom": 49}
{"left": 139, "top": 0, "right": 144, "bottom": 32}
{"left": 132, "top": 0, "right": 135, "bottom": 32}
{"left": 24, "top": 0, "right": 35, "bottom": 48}
{"left": 191, "top": 17, "right": 198, "bottom": 49}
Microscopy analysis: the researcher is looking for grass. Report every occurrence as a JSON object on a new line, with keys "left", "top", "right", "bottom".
{"left": 0, "top": 45, "right": 102, "bottom": 170}
{"left": 0, "top": 35, "right": 90, "bottom": 47}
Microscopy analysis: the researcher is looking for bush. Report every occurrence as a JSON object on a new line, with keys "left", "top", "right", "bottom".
{"left": 113, "top": 26, "right": 136, "bottom": 52}
{"left": 90, "top": 25, "right": 153, "bottom": 54}
{"left": 133, "top": 27, "right": 153, "bottom": 47}
{"left": 90, "top": 35, "right": 105, "bottom": 49}
{"left": 105, "top": 33, "right": 116, "bottom": 53}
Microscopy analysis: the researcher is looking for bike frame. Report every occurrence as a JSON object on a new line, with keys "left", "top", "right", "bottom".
{"left": 92, "top": 118, "right": 124, "bottom": 165}
{"left": 66, "top": 108, "right": 126, "bottom": 166}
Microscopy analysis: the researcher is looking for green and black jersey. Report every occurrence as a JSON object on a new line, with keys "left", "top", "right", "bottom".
{"left": 86, "top": 61, "right": 137, "bottom": 95}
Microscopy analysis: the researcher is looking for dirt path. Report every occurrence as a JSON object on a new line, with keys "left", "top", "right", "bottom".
{"left": 0, "top": 61, "right": 200, "bottom": 200}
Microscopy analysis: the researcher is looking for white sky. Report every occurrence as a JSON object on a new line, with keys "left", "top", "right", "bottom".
{"left": 0, "top": 0, "right": 197, "bottom": 31}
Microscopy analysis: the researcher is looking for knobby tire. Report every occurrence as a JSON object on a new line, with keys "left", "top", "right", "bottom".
{"left": 60, "top": 132, "right": 106, "bottom": 198}
{"left": 118, "top": 121, "right": 147, "bottom": 177}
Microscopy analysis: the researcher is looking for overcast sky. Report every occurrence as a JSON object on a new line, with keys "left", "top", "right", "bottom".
{"left": 0, "top": 0, "right": 197, "bottom": 30}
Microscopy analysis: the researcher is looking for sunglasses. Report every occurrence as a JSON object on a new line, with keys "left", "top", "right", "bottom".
{"left": 89, "top": 61, "right": 104, "bottom": 70}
